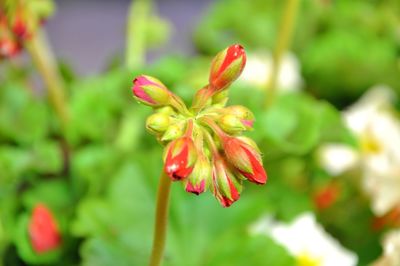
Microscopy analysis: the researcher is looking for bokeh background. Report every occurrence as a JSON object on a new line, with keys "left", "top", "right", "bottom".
{"left": 1, "top": 0, "right": 400, "bottom": 265}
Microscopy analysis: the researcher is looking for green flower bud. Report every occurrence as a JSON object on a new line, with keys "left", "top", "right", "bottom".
{"left": 146, "top": 113, "right": 171, "bottom": 135}
{"left": 224, "top": 105, "right": 254, "bottom": 129}
{"left": 155, "top": 106, "right": 176, "bottom": 116}
{"left": 161, "top": 120, "right": 186, "bottom": 141}
{"left": 218, "top": 114, "right": 247, "bottom": 134}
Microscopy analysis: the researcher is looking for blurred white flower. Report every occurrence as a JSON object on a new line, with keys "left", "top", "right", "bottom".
{"left": 250, "top": 212, "right": 357, "bottom": 266}
{"left": 373, "top": 229, "right": 400, "bottom": 266}
{"left": 318, "top": 85, "right": 400, "bottom": 216}
{"left": 318, "top": 144, "right": 359, "bottom": 176}
{"left": 239, "top": 51, "right": 303, "bottom": 92}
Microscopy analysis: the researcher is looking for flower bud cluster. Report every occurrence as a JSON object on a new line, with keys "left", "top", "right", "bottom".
{"left": 132, "top": 44, "right": 267, "bottom": 207}
{"left": 0, "top": 0, "right": 54, "bottom": 59}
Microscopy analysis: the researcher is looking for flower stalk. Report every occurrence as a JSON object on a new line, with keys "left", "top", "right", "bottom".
{"left": 149, "top": 171, "right": 172, "bottom": 266}
{"left": 264, "top": 0, "right": 300, "bottom": 108}
{"left": 133, "top": 44, "right": 268, "bottom": 265}
{"left": 26, "top": 29, "right": 69, "bottom": 130}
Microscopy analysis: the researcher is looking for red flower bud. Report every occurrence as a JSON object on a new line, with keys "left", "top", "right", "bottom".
{"left": 185, "top": 155, "right": 211, "bottom": 195}
{"left": 28, "top": 204, "right": 61, "bottom": 254}
{"left": 222, "top": 137, "right": 267, "bottom": 185}
{"left": 164, "top": 137, "right": 197, "bottom": 181}
{"left": 209, "top": 44, "right": 246, "bottom": 92}
{"left": 211, "top": 157, "right": 242, "bottom": 207}
{"left": 186, "top": 179, "right": 206, "bottom": 195}
{"left": 12, "top": 17, "right": 29, "bottom": 39}
{"left": 132, "top": 75, "right": 172, "bottom": 107}
{"left": 0, "top": 38, "right": 21, "bottom": 58}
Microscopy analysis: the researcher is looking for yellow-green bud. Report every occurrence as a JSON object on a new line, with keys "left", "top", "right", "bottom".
{"left": 161, "top": 120, "right": 186, "bottom": 141}
{"left": 155, "top": 106, "right": 176, "bottom": 116}
{"left": 146, "top": 113, "right": 171, "bottom": 135}
{"left": 224, "top": 105, "right": 254, "bottom": 129}
{"left": 218, "top": 114, "right": 247, "bottom": 134}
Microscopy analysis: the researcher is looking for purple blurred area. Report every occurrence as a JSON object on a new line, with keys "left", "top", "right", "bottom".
{"left": 46, "top": 0, "right": 214, "bottom": 75}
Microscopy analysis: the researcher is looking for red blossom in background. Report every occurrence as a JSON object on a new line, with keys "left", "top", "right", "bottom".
{"left": 313, "top": 183, "right": 340, "bottom": 210}
{"left": 28, "top": 203, "right": 61, "bottom": 254}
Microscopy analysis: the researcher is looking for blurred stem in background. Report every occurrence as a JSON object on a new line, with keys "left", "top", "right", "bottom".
{"left": 149, "top": 172, "right": 172, "bottom": 266}
{"left": 264, "top": 0, "right": 300, "bottom": 108}
{"left": 126, "top": 0, "right": 151, "bottom": 70}
{"left": 26, "top": 30, "right": 69, "bottom": 130}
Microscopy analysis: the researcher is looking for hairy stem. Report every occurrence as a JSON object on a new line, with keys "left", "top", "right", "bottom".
{"left": 149, "top": 171, "right": 172, "bottom": 266}
{"left": 26, "top": 30, "right": 69, "bottom": 130}
{"left": 264, "top": 0, "right": 300, "bottom": 108}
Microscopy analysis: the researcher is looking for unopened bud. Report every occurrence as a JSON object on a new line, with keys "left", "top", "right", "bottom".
{"left": 209, "top": 44, "right": 246, "bottom": 92}
{"left": 0, "top": 38, "right": 21, "bottom": 58}
{"left": 225, "top": 105, "right": 254, "bottom": 129}
{"left": 236, "top": 136, "right": 261, "bottom": 153}
{"left": 155, "top": 106, "right": 176, "bottom": 116}
{"left": 186, "top": 155, "right": 211, "bottom": 195}
{"left": 146, "top": 113, "right": 170, "bottom": 135}
{"left": 161, "top": 121, "right": 186, "bottom": 141}
{"left": 222, "top": 137, "right": 267, "bottom": 185}
{"left": 164, "top": 137, "right": 197, "bottom": 180}
{"left": 132, "top": 75, "right": 171, "bottom": 107}
{"left": 211, "top": 157, "right": 242, "bottom": 207}
{"left": 218, "top": 114, "right": 247, "bottom": 134}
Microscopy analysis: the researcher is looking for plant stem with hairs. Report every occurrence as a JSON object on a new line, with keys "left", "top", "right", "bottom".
{"left": 149, "top": 171, "right": 172, "bottom": 266}
{"left": 26, "top": 29, "right": 69, "bottom": 130}
{"left": 264, "top": 0, "right": 300, "bottom": 108}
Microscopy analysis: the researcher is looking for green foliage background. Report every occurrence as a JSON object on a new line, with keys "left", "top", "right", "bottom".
{"left": 1, "top": 0, "right": 399, "bottom": 265}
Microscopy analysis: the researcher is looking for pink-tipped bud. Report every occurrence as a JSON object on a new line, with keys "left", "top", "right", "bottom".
{"left": 164, "top": 137, "right": 197, "bottom": 181}
{"left": 222, "top": 137, "right": 267, "bottom": 185}
{"left": 185, "top": 155, "right": 211, "bottom": 195}
{"left": 132, "top": 75, "right": 172, "bottom": 107}
{"left": 225, "top": 105, "right": 254, "bottom": 129}
{"left": 218, "top": 114, "right": 248, "bottom": 134}
{"left": 28, "top": 204, "right": 61, "bottom": 254}
{"left": 209, "top": 44, "right": 246, "bottom": 92}
{"left": 211, "top": 157, "right": 242, "bottom": 207}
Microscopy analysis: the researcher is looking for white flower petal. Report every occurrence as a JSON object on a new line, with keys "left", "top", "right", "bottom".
{"left": 318, "top": 144, "right": 360, "bottom": 176}
{"left": 253, "top": 212, "right": 358, "bottom": 266}
{"left": 239, "top": 51, "right": 302, "bottom": 91}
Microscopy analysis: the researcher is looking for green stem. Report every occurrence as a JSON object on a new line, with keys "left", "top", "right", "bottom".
{"left": 26, "top": 30, "right": 69, "bottom": 130}
{"left": 126, "top": 0, "right": 151, "bottom": 70}
{"left": 264, "top": 0, "right": 300, "bottom": 108}
{"left": 149, "top": 171, "right": 172, "bottom": 266}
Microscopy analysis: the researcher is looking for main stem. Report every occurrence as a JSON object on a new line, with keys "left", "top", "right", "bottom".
{"left": 26, "top": 30, "right": 69, "bottom": 130}
{"left": 149, "top": 171, "right": 172, "bottom": 266}
{"left": 264, "top": 0, "right": 300, "bottom": 108}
